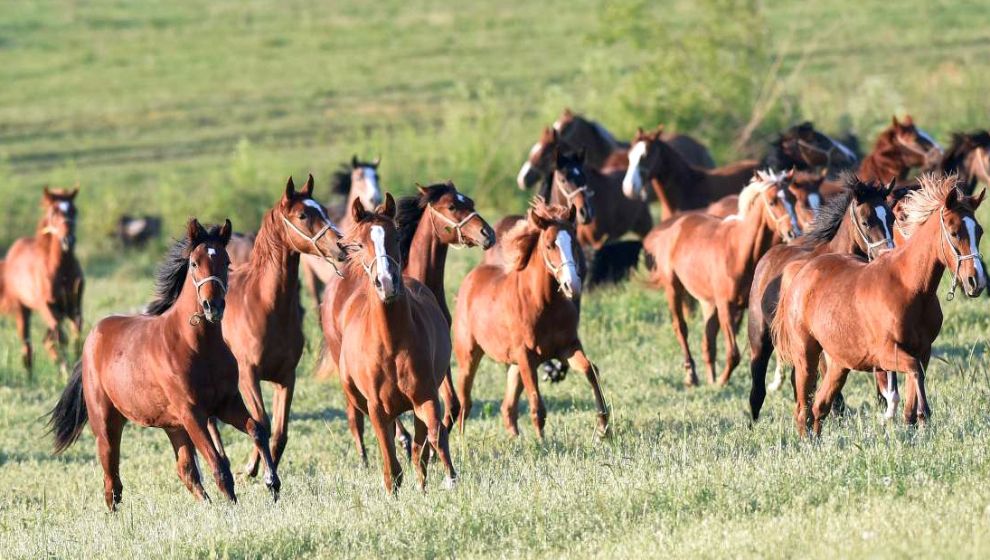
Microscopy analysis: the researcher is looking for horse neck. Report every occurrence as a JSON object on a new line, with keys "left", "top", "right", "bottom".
{"left": 245, "top": 210, "right": 301, "bottom": 302}
{"left": 516, "top": 244, "right": 558, "bottom": 308}
{"left": 859, "top": 136, "right": 906, "bottom": 182}
{"left": 824, "top": 212, "right": 860, "bottom": 255}
{"left": 166, "top": 278, "right": 225, "bottom": 350}
{"left": 887, "top": 215, "right": 946, "bottom": 297}
{"left": 404, "top": 210, "right": 448, "bottom": 302}
{"left": 650, "top": 142, "right": 703, "bottom": 209}
{"left": 573, "top": 124, "right": 615, "bottom": 169}
{"left": 727, "top": 200, "right": 777, "bottom": 277}
{"left": 363, "top": 282, "right": 413, "bottom": 353}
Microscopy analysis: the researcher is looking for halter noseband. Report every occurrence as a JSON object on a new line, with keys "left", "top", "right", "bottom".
{"left": 849, "top": 204, "right": 890, "bottom": 261}
{"left": 542, "top": 242, "right": 578, "bottom": 298}
{"left": 796, "top": 139, "right": 836, "bottom": 169}
{"left": 281, "top": 212, "right": 344, "bottom": 277}
{"left": 939, "top": 209, "right": 983, "bottom": 301}
{"left": 360, "top": 253, "right": 403, "bottom": 285}
{"left": 428, "top": 204, "right": 479, "bottom": 249}
{"left": 894, "top": 134, "right": 940, "bottom": 165}
{"left": 761, "top": 189, "right": 798, "bottom": 241}
{"left": 555, "top": 172, "right": 591, "bottom": 204}
{"left": 189, "top": 271, "right": 228, "bottom": 326}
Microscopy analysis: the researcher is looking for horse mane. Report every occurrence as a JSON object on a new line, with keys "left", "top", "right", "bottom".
{"left": 145, "top": 225, "right": 225, "bottom": 315}
{"left": 732, "top": 169, "right": 787, "bottom": 218}
{"left": 538, "top": 171, "right": 553, "bottom": 202}
{"left": 341, "top": 208, "right": 398, "bottom": 276}
{"left": 897, "top": 173, "right": 965, "bottom": 238}
{"left": 501, "top": 199, "right": 572, "bottom": 270}
{"left": 798, "top": 189, "right": 853, "bottom": 247}
{"left": 942, "top": 131, "right": 990, "bottom": 171}
{"left": 396, "top": 182, "right": 456, "bottom": 263}
{"left": 329, "top": 163, "right": 352, "bottom": 196}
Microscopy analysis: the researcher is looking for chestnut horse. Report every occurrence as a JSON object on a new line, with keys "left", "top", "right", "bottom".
{"left": 937, "top": 131, "right": 990, "bottom": 195}
{"left": 747, "top": 177, "right": 895, "bottom": 421}
{"left": 300, "top": 155, "right": 384, "bottom": 315}
{"left": 218, "top": 175, "right": 346, "bottom": 478}
{"left": 706, "top": 169, "right": 826, "bottom": 227}
{"left": 0, "top": 187, "right": 83, "bottom": 376}
{"left": 516, "top": 108, "right": 715, "bottom": 190}
{"left": 537, "top": 148, "right": 653, "bottom": 249}
{"left": 772, "top": 175, "right": 985, "bottom": 436}
{"left": 47, "top": 220, "right": 281, "bottom": 510}
{"left": 623, "top": 126, "right": 760, "bottom": 220}
{"left": 453, "top": 201, "right": 609, "bottom": 437}
{"left": 336, "top": 195, "right": 457, "bottom": 493}
{"left": 643, "top": 171, "right": 801, "bottom": 386}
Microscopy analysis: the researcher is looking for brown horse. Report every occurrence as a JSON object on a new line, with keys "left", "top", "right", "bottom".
{"left": 301, "top": 155, "right": 384, "bottom": 315}
{"left": 772, "top": 174, "right": 985, "bottom": 436}
{"left": 706, "top": 169, "right": 827, "bottom": 228}
{"left": 516, "top": 108, "right": 715, "bottom": 190}
{"left": 937, "top": 131, "right": 990, "bottom": 194}
{"left": 759, "top": 121, "right": 858, "bottom": 174}
{"left": 537, "top": 148, "right": 652, "bottom": 249}
{"left": 335, "top": 195, "right": 457, "bottom": 493}
{"left": 453, "top": 200, "right": 609, "bottom": 437}
{"left": 219, "top": 175, "right": 346, "bottom": 478}
{"left": 0, "top": 187, "right": 83, "bottom": 376}
{"left": 47, "top": 220, "right": 281, "bottom": 510}
{"left": 747, "top": 176, "right": 896, "bottom": 421}
{"left": 643, "top": 171, "right": 801, "bottom": 387}
{"left": 623, "top": 126, "right": 759, "bottom": 219}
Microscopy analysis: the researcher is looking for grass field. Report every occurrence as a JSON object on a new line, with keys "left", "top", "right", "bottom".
{"left": 3, "top": 0, "right": 990, "bottom": 558}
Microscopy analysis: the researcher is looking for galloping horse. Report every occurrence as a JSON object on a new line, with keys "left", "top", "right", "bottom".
{"left": 760, "top": 121, "right": 858, "bottom": 174}
{"left": 301, "top": 155, "right": 383, "bottom": 315}
{"left": 773, "top": 174, "right": 985, "bottom": 435}
{"left": 47, "top": 220, "right": 281, "bottom": 510}
{"left": 453, "top": 200, "right": 609, "bottom": 437}
{"left": 622, "top": 126, "right": 759, "bottom": 219}
{"left": 0, "top": 187, "right": 83, "bottom": 376}
{"left": 220, "top": 175, "right": 346, "bottom": 478}
{"left": 938, "top": 131, "right": 990, "bottom": 194}
{"left": 516, "top": 108, "right": 714, "bottom": 190}
{"left": 747, "top": 176, "right": 895, "bottom": 421}
{"left": 537, "top": 148, "right": 652, "bottom": 249}
{"left": 336, "top": 195, "right": 457, "bottom": 493}
{"left": 706, "top": 169, "right": 826, "bottom": 227}
{"left": 643, "top": 171, "right": 801, "bottom": 387}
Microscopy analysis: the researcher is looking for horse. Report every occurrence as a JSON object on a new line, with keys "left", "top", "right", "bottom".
{"left": 747, "top": 176, "right": 896, "bottom": 422}
{"left": 301, "top": 155, "right": 384, "bottom": 316}
{"left": 623, "top": 126, "right": 760, "bottom": 220}
{"left": 317, "top": 181, "right": 492, "bottom": 461}
{"left": 759, "top": 121, "right": 858, "bottom": 174}
{"left": 706, "top": 169, "right": 826, "bottom": 228}
{"left": 772, "top": 174, "right": 985, "bottom": 436}
{"left": 46, "top": 219, "right": 281, "bottom": 510}
{"left": 642, "top": 170, "right": 801, "bottom": 387}
{"left": 226, "top": 232, "right": 256, "bottom": 267}
{"left": 537, "top": 148, "right": 652, "bottom": 250}
{"left": 516, "top": 108, "right": 715, "bottom": 190}
{"left": 335, "top": 194, "right": 457, "bottom": 493}
{"left": 937, "top": 131, "right": 990, "bottom": 195}
{"left": 218, "top": 175, "right": 346, "bottom": 478}
{"left": 453, "top": 200, "right": 609, "bottom": 437}
{"left": 820, "top": 116, "right": 941, "bottom": 197}
{"left": 0, "top": 187, "right": 83, "bottom": 376}
{"left": 114, "top": 214, "right": 161, "bottom": 249}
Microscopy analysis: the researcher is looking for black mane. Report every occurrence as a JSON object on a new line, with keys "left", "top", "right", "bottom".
{"left": 329, "top": 163, "right": 352, "bottom": 196}
{"left": 145, "top": 224, "right": 225, "bottom": 315}
{"left": 798, "top": 189, "right": 853, "bottom": 247}
{"left": 942, "top": 131, "right": 990, "bottom": 173}
{"left": 396, "top": 183, "right": 456, "bottom": 264}
{"left": 760, "top": 122, "right": 815, "bottom": 170}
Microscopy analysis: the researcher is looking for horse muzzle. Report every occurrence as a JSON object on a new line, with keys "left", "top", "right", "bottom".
{"left": 480, "top": 225, "right": 497, "bottom": 250}
{"left": 963, "top": 272, "right": 986, "bottom": 298}
{"left": 517, "top": 162, "right": 539, "bottom": 190}
{"left": 200, "top": 299, "right": 225, "bottom": 323}
{"left": 61, "top": 234, "right": 75, "bottom": 252}
{"left": 374, "top": 273, "right": 402, "bottom": 303}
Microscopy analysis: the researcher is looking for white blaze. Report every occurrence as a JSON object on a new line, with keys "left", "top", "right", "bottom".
{"left": 875, "top": 206, "right": 894, "bottom": 248}
{"left": 808, "top": 192, "right": 822, "bottom": 212}
{"left": 779, "top": 190, "right": 800, "bottom": 233}
{"left": 362, "top": 167, "right": 381, "bottom": 205}
{"left": 517, "top": 143, "right": 542, "bottom": 190}
{"left": 555, "top": 230, "right": 581, "bottom": 295}
{"left": 832, "top": 139, "right": 857, "bottom": 162}
{"left": 622, "top": 141, "right": 647, "bottom": 200}
{"left": 58, "top": 201, "right": 71, "bottom": 213}
{"left": 964, "top": 216, "right": 986, "bottom": 287}
{"left": 916, "top": 128, "right": 941, "bottom": 152}
{"left": 207, "top": 248, "right": 217, "bottom": 257}
{"left": 370, "top": 225, "right": 392, "bottom": 286}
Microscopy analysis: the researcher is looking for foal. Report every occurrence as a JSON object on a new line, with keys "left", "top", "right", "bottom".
{"left": 747, "top": 177, "right": 895, "bottom": 421}
{"left": 643, "top": 171, "right": 801, "bottom": 387}
{"left": 48, "top": 220, "right": 280, "bottom": 510}
{"left": 0, "top": 187, "right": 83, "bottom": 376}
{"left": 773, "top": 175, "right": 985, "bottom": 436}
{"left": 336, "top": 195, "right": 457, "bottom": 492}
{"left": 454, "top": 201, "right": 609, "bottom": 437}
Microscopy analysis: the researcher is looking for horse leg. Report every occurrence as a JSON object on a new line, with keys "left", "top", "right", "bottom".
{"left": 715, "top": 302, "right": 741, "bottom": 387}
{"left": 565, "top": 346, "right": 610, "bottom": 436}
{"left": 700, "top": 302, "right": 719, "bottom": 385}
{"left": 747, "top": 310, "right": 773, "bottom": 421}
{"left": 393, "top": 419, "right": 413, "bottom": 461}
{"left": 792, "top": 344, "right": 821, "bottom": 438}
{"left": 439, "top": 366, "right": 461, "bottom": 432}
{"left": 500, "top": 365, "right": 525, "bottom": 436}
{"left": 39, "top": 305, "right": 67, "bottom": 376}
{"left": 206, "top": 418, "right": 228, "bottom": 462}
{"left": 217, "top": 398, "right": 281, "bottom": 501}
{"left": 180, "top": 411, "right": 237, "bottom": 502}
{"left": 15, "top": 305, "right": 32, "bottom": 375}
{"left": 455, "top": 345, "right": 483, "bottom": 434}
{"left": 811, "top": 361, "right": 851, "bottom": 436}
{"left": 167, "top": 429, "right": 209, "bottom": 502}
{"left": 875, "top": 370, "right": 900, "bottom": 420}
{"left": 237, "top": 363, "right": 269, "bottom": 478}
{"left": 90, "top": 404, "right": 125, "bottom": 511}
{"left": 368, "top": 402, "right": 402, "bottom": 494}
{"left": 269, "top": 379, "right": 295, "bottom": 467}
{"left": 888, "top": 348, "right": 930, "bottom": 426}
{"left": 664, "top": 279, "right": 697, "bottom": 386}
{"left": 70, "top": 279, "right": 84, "bottom": 358}
{"left": 346, "top": 402, "right": 368, "bottom": 467}
{"left": 414, "top": 398, "right": 457, "bottom": 489}
{"left": 411, "top": 417, "right": 429, "bottom": 490}
{"left": 516, "top": 353, "right": 546, "bottom": 439}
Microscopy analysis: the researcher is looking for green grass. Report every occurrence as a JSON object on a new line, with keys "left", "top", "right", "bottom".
{"left": 3, "top": 0, "right": 990, "bottom": 558}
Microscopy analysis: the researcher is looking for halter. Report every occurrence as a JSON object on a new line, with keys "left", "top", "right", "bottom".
{"left": 796, "top": 139, "right": 836, "bottom": 169}
{"left": 281, "top": 213, "right": 344, "bottom": 277}
{"left": 761, "top": 189, "right": 798, "bottom": 241}
{"left": 939, "top": 209, "right": 983, "bottom": 301}
{"left": 849, "top": 204, "right": 890, "bottom": 261}
{"left": 555, "top": 172, "right": 591, "bottom": 204}
{"left": 189, "top": 271, "right": 227, "bottom": 326}
{"left": 360, "top": 253, "right": 403, "bottom": 284}
{"left": 428, "top": 205, "right": 479, "bottom": 249}
{"left": 541, "top": 243, "right": 578, "bottom": 297}
{"left": 895, "top": 134, "right": 939, "bottom": 165}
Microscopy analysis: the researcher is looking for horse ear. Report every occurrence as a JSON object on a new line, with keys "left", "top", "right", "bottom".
{"left": 187, "top": 219, "right": 205, "bottom": 245}
{"left": 378, "top": 192, "right": 396, "bottom": 219}
{"left": 352, "top": 154, "right": 359, "bottom": 168}
{"left": 884, "top": 178, "right": 897, "bottom": 197}
{"left": 945, "top": 185, "right": 961, "bottom": 208}
{"left": 527, "top": 208, "right": 550, "bottom": 229}
{"left": 415, "top": 182, "right": 429, "bottom": 196}
{"left": 562, "top": 107, "right": 573, "bottom": 119}
{"left": 819, "top": 168, "right": 829, "bottom": 180}
{"left": 566, "top": 203, "right": 578, "bottom": 224}
{"left": 903, "top": 114, "right": 914, "bottom": 125}
{"left": 41, "top": 186, "right": 53, "bottom": 204}
{"left": 350, "top": 197, "right": 367, "bottom": 223}
{"left": 973, "top": 188, "right": 986, "bottom": 208}
{"left": 67, "top": 188, "right": 79, "bottom": 199}
{"left": 891, "top": 115, "right": 901, "bottom": 129}
{"left": 786, "top": 167, "right": 796, "bottom": 181}
{"left": 654, "top": 124, "right": 665, "bottom": 137}
{"left": 302, "top": 173, "right": 315, "bottom": 197}
{"left": 219, "top": 219, "right": 233, "bottom": 246}
{"left": 284, "top": 176, "right": 296, "bottom": 200}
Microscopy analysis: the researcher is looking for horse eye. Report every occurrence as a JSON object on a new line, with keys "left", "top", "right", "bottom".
{"left": 191, "top": 261, "right": 198, "bottom": 268}
{"left": 449, "top": 204, "right": 456, "bottom": 211}
{"left": 298, "top": 212, "right": 307, "bottom": 220}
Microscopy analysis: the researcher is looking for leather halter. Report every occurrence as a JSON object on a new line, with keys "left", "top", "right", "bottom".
{"left": 428, "top": 204, "right": 479, "bottom": 249}
{"left": 189, "top": 271, "right": 227, "bottom": 325}
{"left": 281, "top": 211, "right": 343, "bottom": 277}
{"left": 541, "top": 240, "right": 578, "bottom": 298}
{"left": 849, "top": 204, "right": 891, "bottom": 261}
{"left": 761, "top": 189, "right": 799, "bottom": 242}
{"left": 939, "top": 209, "right": 983, "bottom": 301}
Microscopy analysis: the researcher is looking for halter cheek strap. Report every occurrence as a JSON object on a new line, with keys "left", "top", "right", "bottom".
{"left": 849, "top": 204, "right": 890, "bottom": 261}
{"left": 360, "top": 253, "right": 403, "bottom": 283}
{"left": 428, "top": 205, "right": 479, "bottom": 249}
{"left": 797, "top": 139, "right": 835, "bottom": 169}
{"left": 761, "top": 191, "right": 797, "bottom": 241}
{"left": 189, "top": 272, "right": 228, "bottom": 325}
{"left": 555, "top": 175, "right": 590, "bottom": 203}
{"left": 281, "top": 214, "right": 344, "bottom": 277}
{"left": 542, "top": 246, "right": 578, "bottom": 296}
{"left": 939, "top": 209, "right": 983, "bottom": 301}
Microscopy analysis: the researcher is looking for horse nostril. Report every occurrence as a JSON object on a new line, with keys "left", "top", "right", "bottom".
{"left": 374, "top": 278, "right": 382, "bottom": 289}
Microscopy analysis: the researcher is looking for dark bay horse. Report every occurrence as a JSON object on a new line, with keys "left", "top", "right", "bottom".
{"left": 760, "top": 121, "right": 858, "bottom": 174}
{"left": 336, "top": 195, "right": 457, "bottom": 493}
{"left": 453, "top": 201, "right": 609, "bottom": 437}
{"left": 47, "top": 220, "right": 281, "bottom": 510}
{"left": 747, "top": 177, "right": 895, "bottom": 421}
{"left": 0, "top": 187, "right": 83, "bottom": 376}
{"left": 516, "top": 108, "right": 714, "bottom": 190}
{"left": 773, "top": 175, "right": 985, "bottom": 436}
{"left": 623, "top": 126, "right": 759, "bottom": 219}
{"left": 643, "top": 171, "right": 801, "bottom": 386}
{"left": 219, "top": 175, "right": 346, "bottom": 478}
{"left": 301, "top": 156, "right": 384, "bottom": 316}
{"left": 938, "top": 131, "right": 990, "bottom": 194}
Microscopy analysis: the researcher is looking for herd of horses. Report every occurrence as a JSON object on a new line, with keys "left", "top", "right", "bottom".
{"left": 2, "top": 107, "right": 982, "bottom": 509}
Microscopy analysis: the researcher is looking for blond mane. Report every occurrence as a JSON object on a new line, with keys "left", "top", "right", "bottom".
{"left": 897, "top": 173, "right": 963, "bottom": 238}
{"left": 501, "top": 199, "right": 572, "bottom": 270}
{"left": 731, "top": 169, "right": 789, "bottom": 219}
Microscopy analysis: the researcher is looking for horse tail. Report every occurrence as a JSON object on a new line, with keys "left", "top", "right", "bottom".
{"left": 47, "top": 361, "right": 87, "bottom": 454}
{"left": 312, "top": 340, "right": 337, "bottom": 381}
{"left": 770, "top": 276, "right": 798, "bottom": 368}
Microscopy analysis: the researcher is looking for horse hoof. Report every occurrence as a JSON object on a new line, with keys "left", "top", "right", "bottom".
{"left": 442, "top": 476, "right": 457, "bottom": 490}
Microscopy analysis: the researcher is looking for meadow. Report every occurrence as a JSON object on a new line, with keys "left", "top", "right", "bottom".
{"left": 3, "top": 0, "right": 990, "bottom": 557}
